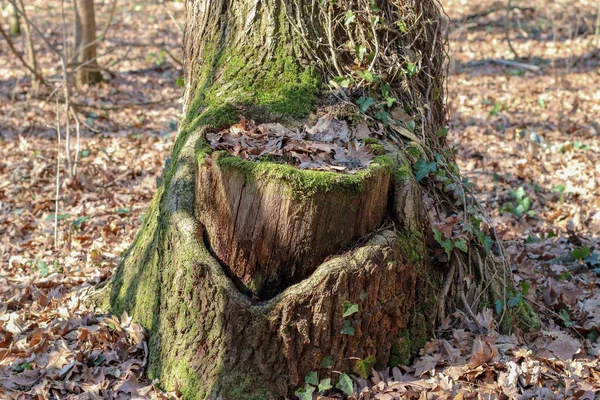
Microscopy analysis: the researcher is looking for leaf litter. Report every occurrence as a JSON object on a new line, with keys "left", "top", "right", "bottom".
{"left": 1, "top": 0, "right": 600, "bottom": 398}
{"left": 205, "top": 114, "right": 376, "bottom": 173}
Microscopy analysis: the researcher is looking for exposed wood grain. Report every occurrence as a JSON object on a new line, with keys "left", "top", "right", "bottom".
{"left": 195, "top": 156, "right": 391, "bottom": 298}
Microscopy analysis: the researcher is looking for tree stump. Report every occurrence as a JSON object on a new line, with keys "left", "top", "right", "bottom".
{"left": 195, "top": 153, "right": 392, "bottom": 298}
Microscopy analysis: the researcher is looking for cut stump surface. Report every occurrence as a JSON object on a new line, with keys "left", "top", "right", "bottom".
{"left": 195, "top": 152, "right": 392, "bottom": 298}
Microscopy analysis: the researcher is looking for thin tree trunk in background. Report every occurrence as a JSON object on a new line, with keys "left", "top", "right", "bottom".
{"left": 8, "top": 2, "right": 20, "bottom": 35}
{"left": 73, "top": 0, "right": 82, "bottom": 58}
{"left": 74, "top": 0, "right": 102, "bottom": 87}
{"left": 16, "top": 0, "right": 39, "bottom": 96}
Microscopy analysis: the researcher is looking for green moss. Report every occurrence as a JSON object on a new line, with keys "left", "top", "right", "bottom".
{"left": 390, "top": 330, "right": 412, "bottom": 366}
{"left": 218, "top": 371, "right": 274, "bottom": 400}
{"left": 394, "top": 164, "right": 413, "bottom": 181}
{"left": 212, "top": 152, "right": 393, "bottom": 199}
{"left": 390, "top": 230, "right": 439, "bottom": 367}
{"left": 363, "top": 138, "right": 379, "bottom": 145}
{"left": 498, "top": 289, "right": 542, "bottom": 333}
{"left": 406, "top": 143, "right": 423, "bottom": 158}
{"left": 397, "top": 230, "right": 424, "bottom": 265}
{"left": 370, "top": 144, "right": 385, "bottom": 155}
{"left": 185, "top": 43, "right": 321, "bottom": 130}
{"left": 247, "top": 274, "right": 265, "bottom": 295}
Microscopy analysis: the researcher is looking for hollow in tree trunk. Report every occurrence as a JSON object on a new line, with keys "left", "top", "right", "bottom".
{"left": 74, "top": 0, "right": 102, "bottom": 87}
{"left": 90, "top": 0, "right": 539, "bottom": 398}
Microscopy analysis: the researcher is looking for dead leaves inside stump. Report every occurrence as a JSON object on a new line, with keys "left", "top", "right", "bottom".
{"left": 206, "top": 114, "right": 379, "bottom": 173}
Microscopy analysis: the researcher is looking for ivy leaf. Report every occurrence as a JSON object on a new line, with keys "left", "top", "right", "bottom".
{"left": 559, "top": 309, "right": 575, "bottom": 327}
{"left": 336, "top": 373, "right": 354, "bottom": 395}
{"left": 305, "top": 371, "right": 319, "bottom": 386}
{"left": 176, "top": 76, "right": 185, "bottom": 87}
{"left": 72, "top": 216, "right": 90, "bottom": 229}
{"left": 453, "top": 238, "right": 468, "bottom": 253}
{"left": 483, "top": 235, "right": 494, "bottom": 255}
{"left": 495, "top": 299, "right": 504, "bottom": 315}
{"left": 318, "top": 378, "right": 333, "bottom": 392}
{"left": 344, "top": 10, "right": 356, "bottom": 25}
{"left": 414, "top": 158, "right": 437, "bottom": 182}
{"left": 437, "top": 125, "right": 448, "bottom": 138}
{"left": 433, "top": 229, "right": 453, "bottom": 258}
{"left": 357, "top": 69, "right": 376, "bottom": 82}
{"left": 333, "top": 75, "right": 353, "bottom": 88}
{"left": 356, "top": 96, "right": 375, "bottom": 113}
{"left": 341, "top": 320, "right": 355, "bottom": 335}
{"left": 386, "top": 97, "right": 396, "bottom": 108}
{"left": 295, "top": 384, "right": 315, "bottom": 400}
{"left": 353, "top": 355, "right": 376, "bottom": 379}
{"left": 37, "top": 261, "right": 49, "bottom": 278}
{"left": 93, "top": 354, "right": 105, "bottom": 366}
{"left": 405, "top": 63, "right": 418, "bottom": 77}
{"left": 342, "top": 301, "right": 359, "bottom": 317}
{"left": 571, "top": 246, "right": 591, "bottom": 260}
{"left": 354, "top": 44, "right": 367, "bottom": 62}
{"left": 14, "top": 362, "right": 31, "bottom": 372}
{"left": 519, "top": 281, "right": 531, "bottom": 296}
{"left": 375, "top": 110, "right": 389, "bottom": 126}
{"left": 320, "top": 356, "right": 335, "bottom": 369}
{"left": 584, "top": 252, "right": 600, "bottom": 266}
{"left": 507, "top": 292, "right": 523, "bottom": 308}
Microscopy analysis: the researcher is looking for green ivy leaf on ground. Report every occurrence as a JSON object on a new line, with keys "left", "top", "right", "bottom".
{"left": 336, "top": 373, "right": 354, "bottom": 395}
{"left": 318, "top": 378, "right": 333, "bottom": 392}
{"left": 356, "top": 96, "right": 374, "bottom": 112}
{"left": 572, "top": 246, "right": 591, "bottom": 260}
{"left": 294, "top": 384, "right": 315, "bottom": 400}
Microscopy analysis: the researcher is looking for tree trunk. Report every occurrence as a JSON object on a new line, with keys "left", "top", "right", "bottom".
{"left": 8, "top": 2, "right": 20, "bottom": 36}
{"left": 91, "top": 0, "right": 539, "bottom": 398}
{"left": 15, "top": 0, "right": 39, "bottom": 96}
{"left": 74, "top": 0, "right": 102, "bottom": 87}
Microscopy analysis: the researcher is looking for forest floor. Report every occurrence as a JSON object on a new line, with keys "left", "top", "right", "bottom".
{"left": 0, "top": 0, "right": 599, "bottom": 398}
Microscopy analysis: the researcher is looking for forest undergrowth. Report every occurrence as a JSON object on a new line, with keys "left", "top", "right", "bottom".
{"left": 0, "top": 0, "right": 599, "bottom": 398}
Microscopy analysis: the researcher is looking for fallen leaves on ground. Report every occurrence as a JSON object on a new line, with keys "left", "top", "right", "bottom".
{"left": 1, "top": 0, "right": 600, "bottom": 398}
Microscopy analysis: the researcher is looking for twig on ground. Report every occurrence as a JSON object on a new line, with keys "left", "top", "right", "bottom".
{"left": 491, "top": 58, "right": 540, "bottom": 71}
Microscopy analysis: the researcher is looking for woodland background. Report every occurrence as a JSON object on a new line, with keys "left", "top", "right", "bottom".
{"left": 0, "top": 0, "right": 599, "bottom": 398}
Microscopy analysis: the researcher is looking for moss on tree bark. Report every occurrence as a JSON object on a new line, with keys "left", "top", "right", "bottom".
{"left": 89, "top": 0, "right": 539, "bottom": 397}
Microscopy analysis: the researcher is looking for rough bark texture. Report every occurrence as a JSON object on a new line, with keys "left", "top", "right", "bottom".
{"left": 74, "top": 0, "right": 102, "bottom": 87}
{"left": 88, "top": 0, "right": 528, "bottom": 397}
{"left": 93, "top": 129, "right": 439, "bottom": 399}
{"left": 195, "top": 153, "right": 391, "bottom": 298}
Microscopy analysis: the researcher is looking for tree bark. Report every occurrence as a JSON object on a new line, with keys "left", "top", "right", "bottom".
{"left": 15, "top": 0, "right": 39, "bottom": 96}
{"left": 74, "top": 0, "right": 102, "bottom": 87}
{"left": 196, "top": 153, "right": 391, "bottom": 299}
{"left": 8, "top": 2, "right": 20, "bottom": 36}
{"left": 90, "top": 0, "right": 539, "bottom": 398}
